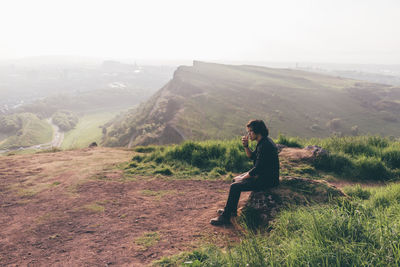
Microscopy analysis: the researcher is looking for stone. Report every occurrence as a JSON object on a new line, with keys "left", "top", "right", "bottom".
{"left": 305, "top": 145, "right": 329, "bottom": 157}
{"left": 238, "top": 176, "right": 345, "bottom": 229}
{"left": 89, "top": 142, "right": 98, "bottom": 148}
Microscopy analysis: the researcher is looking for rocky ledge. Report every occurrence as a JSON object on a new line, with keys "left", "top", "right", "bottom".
{"left": 238, "top": 176, "right": 346, "bottom": 229}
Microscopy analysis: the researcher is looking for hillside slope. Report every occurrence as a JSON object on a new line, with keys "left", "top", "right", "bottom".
{"left": 0, "top": 113, "right": 53, "bottom": 149}
{"left": 103, "top": 61, "right": 400, "bottom": 147}
{"left": 1, "top": 139, "right": 395, "bottom": 266}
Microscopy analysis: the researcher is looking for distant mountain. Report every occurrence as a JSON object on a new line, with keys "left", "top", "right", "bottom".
{"left": 102, "top": 61, "right": 400, "bottom": 147}
{"left": 299, "top": 68, "right": 400, "bottom": 86}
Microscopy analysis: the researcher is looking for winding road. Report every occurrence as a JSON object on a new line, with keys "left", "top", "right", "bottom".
{"left": 47, "top": 118, "right": 64, "bottom": 148}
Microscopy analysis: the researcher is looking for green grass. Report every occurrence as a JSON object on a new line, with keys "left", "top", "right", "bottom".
{"left": 125, "top": 135, "right": 400, "bottom": 182}
{"left": 276, "top": 134, "right": 303, "bottom": 148}
{"left": 140, "top": 189, "right": 177, "bottom": 200}
{"left": 83, "top": 202, "right": 105, "bottom": 213}
{"left": 300, "top": 135, "right": 400, "bottom": 181}
{"left": 135, "top": 232, "right": 161, "bottom": 250}
{"left": 61, "top": 110, "right": 120, "bottom": 149}
{"left": 120, "top": 135, "right": 400, "bottom": 266}
{"left": 125, "top": 139, "right": 254, "bottom": 179}
{"left": 154, "top": 183, "right": 400, "bottom": 266}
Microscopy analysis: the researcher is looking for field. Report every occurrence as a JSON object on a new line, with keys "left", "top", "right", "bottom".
{"left": 61, "top": 110, "right": 121, "bottom": 150}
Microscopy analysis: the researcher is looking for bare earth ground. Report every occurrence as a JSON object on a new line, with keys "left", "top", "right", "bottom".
{"left": 0, "top": 148, "right": 250, "bottom": 266}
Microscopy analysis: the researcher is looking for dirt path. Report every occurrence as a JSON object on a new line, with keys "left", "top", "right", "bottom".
{"left": 0, "top": 148, "right": 248, "bottom": 266}
{"left": 47, "top": 118, "right": 64, "bottom": 148}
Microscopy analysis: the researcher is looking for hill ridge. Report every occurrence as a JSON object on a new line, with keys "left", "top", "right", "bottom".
{"left": 103, "top": 61, "right": 400, "bottom": 147}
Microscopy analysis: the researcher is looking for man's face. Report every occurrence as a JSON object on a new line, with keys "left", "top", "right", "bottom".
{"left": 247, "top": 127, "right": 256, "bottom": 141}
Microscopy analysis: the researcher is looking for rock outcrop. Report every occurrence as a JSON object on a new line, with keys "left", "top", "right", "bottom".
{"left": 238, "top": 176, "right": 345, "bottom": 229}
{"left": 304, "top": 145, "right": 329, "bottom": 157}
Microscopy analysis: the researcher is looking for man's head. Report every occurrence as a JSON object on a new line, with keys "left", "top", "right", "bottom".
{"left": 246, "top": 119, "right": 269, "bottom": 141}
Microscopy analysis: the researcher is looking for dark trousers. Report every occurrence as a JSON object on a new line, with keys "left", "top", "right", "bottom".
{"left": 223, "top": 177, "right": 269, "bottom": 217}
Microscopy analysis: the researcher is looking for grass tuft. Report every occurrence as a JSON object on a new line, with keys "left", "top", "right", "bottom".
{"left": 135, "top": 232, "right": 160, "bottom": 250}
{"left": 83, "top": 203, "right": 105, "bottom": 213}
{"left": 276, "top": 134, "right": 303, "bottom": 148}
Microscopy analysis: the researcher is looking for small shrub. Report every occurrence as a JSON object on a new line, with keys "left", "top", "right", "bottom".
{"left": 312, "top": 153, "right": 353, "bottom": 175}
{"left": 134, "top": 146, "right": 156, "bottom": 153}
{"left": 132, "top": 155, "right": 144, "bottom": 162}
{"left": 366, "top": 136, "right": 389, "bottom": 148}
{"left": 135, "top": 232, "right": 160, "bottom": 250}
{"left": 382, "top": 148, "right": 400, "bottom": 169}
{"left": 153, "top": 167, "right": 173, "bottom": 176}
{"left": 326, "top": 118, "right": 342, "bottom": 131}
{"left": 344, "top": 185, "right": 371, "bottom": 200}
{"left": 341, "top": 141, "right": 375, "bottom": 157}
{"left": 224, "top": 147, "right": 249, "bottom": 172}
{"left": 353, "top": 156, "right": 389, "bottom": 181}
{"left": 276, "top": 134, "right": 302, "bottom": 148}
{"left": 211, "top": 166, "right": 226, "bottom": 175}
{"left": 128, "top": 162, "right": 137, "bottom": 168}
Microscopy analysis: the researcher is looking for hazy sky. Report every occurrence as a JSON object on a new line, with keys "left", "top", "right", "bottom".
{"left": 1, "top": 0, "right": 399, "bottom": 64}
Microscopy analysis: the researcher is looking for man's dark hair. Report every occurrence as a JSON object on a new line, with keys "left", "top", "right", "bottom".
{"left": 247, "top": 119, "right": 269, "bottom": 137}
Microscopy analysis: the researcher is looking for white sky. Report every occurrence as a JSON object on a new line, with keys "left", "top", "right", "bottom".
{"left": 0, "top": 0, "right": 399, "bottom": 64}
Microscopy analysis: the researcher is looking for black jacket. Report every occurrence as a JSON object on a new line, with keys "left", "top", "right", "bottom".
{"left": 248, "top": 136, "right": 280, "bottom": 187}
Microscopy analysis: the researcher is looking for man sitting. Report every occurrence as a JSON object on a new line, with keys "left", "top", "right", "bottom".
{"left": 210, "top": 119, "right": 280, "bottom": 226}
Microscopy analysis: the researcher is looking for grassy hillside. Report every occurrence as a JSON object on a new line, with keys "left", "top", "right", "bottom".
{"left": 103, "top": 61, "right": 400, "bottom": 147}
{"left": 61, "top": 110, "right": 120, "bottom": 149}
{"left": 125, "top": 135, "right": 400, "bottom": 266}
{"left": 0, "top": 113, "right": 53, "bottom": 149}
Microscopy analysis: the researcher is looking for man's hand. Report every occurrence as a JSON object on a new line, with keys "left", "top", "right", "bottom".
{"left": 241, "top": 135, "right": 249, "bottom": 148}
{"left": 232, "top": 172, "right": 251, "bottom": 182}
{"left": 233, "top": 176, "right": 243, "bottom": 183}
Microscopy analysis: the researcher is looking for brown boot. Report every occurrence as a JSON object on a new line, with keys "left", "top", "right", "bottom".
{"left": 210, "top": 215, "right": 231, "bottom": 226}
